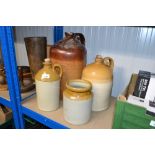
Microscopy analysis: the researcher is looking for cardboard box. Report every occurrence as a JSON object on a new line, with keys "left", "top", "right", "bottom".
{"left": 0, "top": 105, "right": 12, "bottom": 125}
{"left": 112, "top": 74, "right": 155, "bottom": 129}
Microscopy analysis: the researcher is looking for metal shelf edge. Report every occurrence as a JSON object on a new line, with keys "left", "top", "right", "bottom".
{"left": 22, "top": 92, "right": 36, "bottom": 102}
{"left": 21, "top": 106, "right": 69, "bottom": 129}
{"left": 0, "top": 97, "right": 12, "bottom": 109}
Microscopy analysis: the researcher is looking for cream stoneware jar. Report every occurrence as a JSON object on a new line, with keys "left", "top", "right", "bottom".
{"left": 35, "top": 58, "right": 62, "bottom": 111}
{"left": 63, "top": 79, "right": 92, "bottom": 125}
{"left": 82, "top": 55, "right": 114, "bottom": 111}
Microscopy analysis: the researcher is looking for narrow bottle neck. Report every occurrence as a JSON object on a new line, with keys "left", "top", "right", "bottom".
{"left": 43, "top": 63, "right": 52, "bottom": 69}
{"left": 95, "top": 58, "right": 103, "bottom": 64}
{"left": 95, "top": 55, "right": 103, "bottom": 64}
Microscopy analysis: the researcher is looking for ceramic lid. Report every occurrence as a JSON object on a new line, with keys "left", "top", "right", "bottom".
{"left": 82, "top": 55, "right": 114, "bottom": 82}
{"left": 35, "top": 58, "right": 62, "bottom": 82}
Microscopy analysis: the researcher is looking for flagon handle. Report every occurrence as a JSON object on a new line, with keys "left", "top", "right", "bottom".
{"left": 103, "top": 57, "right": 114, "bottom": 70}
{"left": 53, "top": 64, "right": 63, "bottom": 78}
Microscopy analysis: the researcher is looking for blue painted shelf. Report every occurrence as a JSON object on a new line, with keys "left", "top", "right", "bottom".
{"left": 0, "top": 26, "right": 22, "bottom": 128}
{"left": 21, "top": 95, "right": 115, "bottom": 129}
{"left": 0, "top": 26, "right": 115, "bottom": 129}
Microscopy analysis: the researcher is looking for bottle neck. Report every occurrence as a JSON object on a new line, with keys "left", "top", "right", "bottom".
{"left": 43, "top": 63, "right": 52, "bottom": 69}
{"left": 95, "top": 58, "right": 103, "bottom": 64}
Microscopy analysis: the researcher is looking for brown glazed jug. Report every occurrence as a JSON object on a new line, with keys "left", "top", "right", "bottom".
{"left": 50, "top": 32, "right": 87, "bottom": 98}
{"left": 24, "top": 37, "right": 47, "bottom": 79}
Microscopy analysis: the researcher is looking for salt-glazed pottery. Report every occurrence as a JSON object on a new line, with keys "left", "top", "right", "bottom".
{"left": 35, "top": 58, "right": 62, "bottom": 111}
{"left": 0, "top": 65, "right": 35, "bottom": 92}
{"left": 50, "top": 32, "right": 87, "bottom": 99}
{"left": 63, "top": 79, "right": 92, "bottom": 125}
{"left": 18, "top": 66, "right": 35, "bottom": 93}
{"left": 82, "top": 55, "right": 114, "bottom": 111}
{"left": 24, "top": 37, "right": 47, "bottom": 79}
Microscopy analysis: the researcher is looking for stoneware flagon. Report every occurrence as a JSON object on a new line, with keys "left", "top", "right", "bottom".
{"left": 63, "top": 79, "right": 92, "bottom": 125}
{"left": 35, "top": 58, "right": 62, "bottom": 111}
{"left": 24, "top": 37, "right": 47, "bottom": 79}
{"left": 50, "top": 32, "right": 87, "bottom": 99}
{"left": 82, "top": 55, "right": 114, "bottom": 111}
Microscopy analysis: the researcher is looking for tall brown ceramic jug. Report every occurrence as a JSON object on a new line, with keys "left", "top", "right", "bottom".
{"left": 50, "top": 32, "right": 87, "bottom": 99}
{"left": 24, "top": 37, "right": 47, "bottom": 79}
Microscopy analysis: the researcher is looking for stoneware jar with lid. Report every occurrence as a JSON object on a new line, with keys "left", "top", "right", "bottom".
{"left": 82, "top": 55, "right": 114, "bottom": 111}
{"left": 63, "top": 79, "right": 92, "bottom": 125}
{"left": 35, "top": 58, "right": 62, "bottom": 111}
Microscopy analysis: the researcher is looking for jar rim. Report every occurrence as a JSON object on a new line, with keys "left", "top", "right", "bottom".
{"left": 66, "top": 79, "right": 92, "bottom": 93}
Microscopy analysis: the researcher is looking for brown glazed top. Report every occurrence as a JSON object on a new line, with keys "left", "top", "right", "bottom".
{"left": 63, "top": 79, "right": 92, "bottom": 100}
{"left": 50, "top": 32, "right": 87, "bottom": 61}
{"left": 82, "top": 55, "right": 114, "bottom": 82}
{"left": 66, "top": 79, "right": 92, "bottom": 93}
{"left": 35, "top": 58, "right": 62, "bottom": 82}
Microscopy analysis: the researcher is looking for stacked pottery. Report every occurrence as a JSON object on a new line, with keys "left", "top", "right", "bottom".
{"left": 0, "top": 48, "right": 7, "bottom": 91}
{"left": 35, "top": 58, "right": 62, "bottom": 111}
{"left": 63, "top": 79, "right": 92, "bottom": 125}
{"left": 26, "top": 35, "right": 115, "bottom": 126}
{"left": 50, "top": 32, "right": 87, "bottom": 99}
{"left": 82, "top": 55, "right": 114, "bottom": 111}
{"left": 0, "top": 65, "right": 7, "bottom": 91}
{"left": 0, "top": 65, "right": 35, "bottom": 92}
{"left": 18, "top": 66, "right": 35, "bottom": 93}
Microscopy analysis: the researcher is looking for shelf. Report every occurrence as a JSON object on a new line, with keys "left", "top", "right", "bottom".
{"left": 0, "top": 96, "right": 11, "bottom": 108}
{"left": 22, "top": 96, "right": 116, "bottom": 129}
{"left": 0, "top": 90, "right": 36, "bottom": 108}
{"left": 0, "top": 90, "right": 11, "bottom": 101}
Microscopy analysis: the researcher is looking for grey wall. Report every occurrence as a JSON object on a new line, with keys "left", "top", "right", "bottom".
{"left": 64, "top": 26, "right": 155, "bottom": 97}
{"left": 14, "top": 26, "right": 54, "bottom": 66}
{"left": 14, "top": 26, "right": 155, "bottom": 97}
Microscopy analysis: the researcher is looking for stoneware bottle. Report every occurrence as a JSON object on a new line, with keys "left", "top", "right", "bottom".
{"left": 82, "top": 55, "right": 114, "bottom": 111}
{"left": 35, "top": 58, "right": 62, "bottom": 111}
{"left": 63, "top": 79, "right": 92, "bottom": 125}
{"left": 50, "top": 32, "right": 87, "bottom": 99}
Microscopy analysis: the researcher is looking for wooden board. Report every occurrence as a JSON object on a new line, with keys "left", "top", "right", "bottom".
{"left": 22, "top": 96, "right": 116, "bottom": 129}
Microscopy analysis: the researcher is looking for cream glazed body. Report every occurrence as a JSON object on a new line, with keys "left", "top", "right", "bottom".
{"left": 86, "top": 79, "right": 112, "bottom": 111}
{"left": 35, "top": 58, "right": 62, "bottom": 111}
{"left": 63, "top": 96, "right": 92, "bottom": 125}
{"left": 82, "top": 55, "right": 114, "bottom": 111}
{"left": 36, "top": 80, "right": 60, "bottom": 111}
{"left": 63, "top": 80, "right": 92, "bottom": 125}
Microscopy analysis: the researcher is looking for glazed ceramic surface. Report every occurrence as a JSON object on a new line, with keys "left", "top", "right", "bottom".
{"left": 82, "top": 55, "right": 114, "bottom": 111}
{"left": 35, "top": 58, "right": 62, "bottom": 111}
{"left": 24, "top": 37, "right": 47, "bottom": 79}
{"left": 36, "top": 80, "right": 60, "bottom": 111}
{"left": 63, "top": 79, "right": 92, "bottom": 125}
{"left": 50, "top": 32, "right": 87, "bottom": 99}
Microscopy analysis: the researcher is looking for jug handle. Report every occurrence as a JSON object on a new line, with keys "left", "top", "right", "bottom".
{"left": 53, "top": 64, "right": 63, "bottom": 78}
{"left": 103, "top": 57, "right": 114, "bottom": 70}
